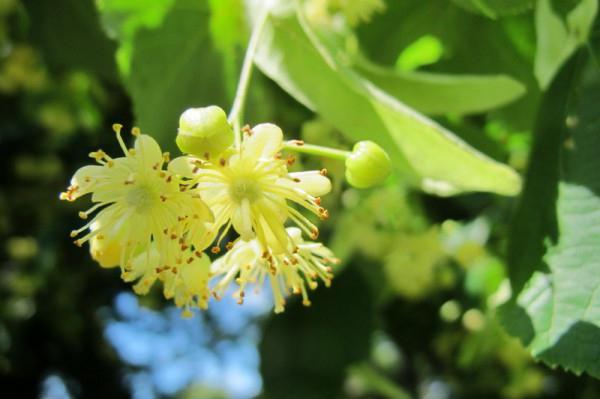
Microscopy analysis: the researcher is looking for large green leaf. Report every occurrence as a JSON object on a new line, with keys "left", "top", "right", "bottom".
{"left": 23, "top": 0, "right": 118, "bottom": 82}
{"left": 124, "top": 0, "right": 228, "bottom": 148}
{"left": 534, "top": 0, "right": 598, "bottom": 89}
{"left": 499, "top": 54, "right": 600, "bottom": 377}
{"left": 253, "top": 2, "right": 521, "bottom": 196}
{"left": 354, "top": 58, "right": 526, "bottom": 115}
{"left": 97, "top": 0, "right": 175, "bottom": 76}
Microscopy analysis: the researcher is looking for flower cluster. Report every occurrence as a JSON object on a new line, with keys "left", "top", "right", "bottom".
{"left": 61, "top": 108, "right": 339, "bottom": 315}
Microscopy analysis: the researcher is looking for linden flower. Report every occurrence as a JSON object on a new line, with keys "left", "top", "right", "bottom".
{"left": 123, "top": 243, "right": 211, "bottom": 317}
{"left": 162, "top": 250, "right": 212, "bottom": 317}
{"left": 211, "top": 227, "right": 339, "bottom": 313}
{"left": 170, "top": 123, "right": 332, "bottom": 255}
{"left": 60, "top": 125, "right": 213, "bottom": 275}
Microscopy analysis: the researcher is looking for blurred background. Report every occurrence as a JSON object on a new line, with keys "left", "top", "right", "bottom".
{"left": 1, "top": 0, "right": 600, "bottom": 398}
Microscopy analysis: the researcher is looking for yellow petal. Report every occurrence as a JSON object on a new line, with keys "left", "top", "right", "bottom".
{"left": 135, "top": 134, "right": 163, "bottom": 167}
{"left": 168, "top": 156, "right": 198, "bottom": 177}
{"left": 243, "top": 123, "right": 283, "bottom": 161}
{"left": 287, "top": 171, "right": 332, "bottom": 197}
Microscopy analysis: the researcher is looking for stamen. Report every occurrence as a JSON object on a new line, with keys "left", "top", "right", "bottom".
{"left": 113, "top": 123, "right": 129, "bottom": 155}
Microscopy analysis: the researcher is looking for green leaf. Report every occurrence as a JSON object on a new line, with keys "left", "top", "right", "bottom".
{"left": 23, "top": 0, "right": 118, "bottom": 82}
{"left": 124, "top": 0, "right": 228, "bottom": 148}
{"left": 355, "top": 58, "right": 526, "bottom": 116}
{"left": 254, "top": 2, "right": 521, "bottom": 195}
{"left": 395, "top": 34, "right": 444, "bottom": 71}
{"left": 97, "top": 0, "right": 175, "bottom": 76}
{"left": 499, "top": 54, "right": 600, "bottom": 377}
{"left": 357, "top": 1, "right": 540, "bottom": 131}
{"left": 534, "top": 0, "right": 598, "bottom": 89}
{"left": 452, "top": 0, "right": 534, "bottom": 19}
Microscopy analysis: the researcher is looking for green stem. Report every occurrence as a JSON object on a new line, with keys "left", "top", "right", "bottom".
{"left": 283, "top": 141, "right": 350, "bottom": 161}
{"left": 228, "top": 6, "right": 270, "bottom": 147}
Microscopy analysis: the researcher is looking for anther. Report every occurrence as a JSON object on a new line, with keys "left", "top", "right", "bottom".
{"left": 320, "top": 168, "right": 328, "bottom": 176}
{"left": 78, "top": 211, "right": 87, "bottom": 219}
{"left": 186, "top": 257, "right": 194, "bottom": 264}
{"left": 131, "top": 127, "right": 141, "bottom": 136}
{"left": 160, "top": 195, "right": 167, "bottom": 202}
{"left": 219, "top": 158, "right": 226, "bottom": 166}
{"left": 211, "top": 246, "right": 221, "bottom": 254}
{"left": 112, "top": 123, "right": 123, "bottom": 133}
{"left": 226, "top": 242, "right": 234, "bottom": 250}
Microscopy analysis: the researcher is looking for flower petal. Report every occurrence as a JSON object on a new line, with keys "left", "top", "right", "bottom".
{"left": 168, "top": 156, "right": 198, "bottom": 178}
{"left": 231, "top": 198, "right": 255, "bottom": 241}
{"left": 288, "top": 171, "right": 331, "bottom": 197}
{"left": 243, "top": 123, "right": 283, "bottom": 161}
{"left": 135, "top": 134, "right": 163, "bottom": 167}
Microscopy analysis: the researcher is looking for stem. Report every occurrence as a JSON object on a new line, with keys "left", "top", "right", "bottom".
{"left": 283, "top": 141, "right": 350, "bottom": 161}
{"left": 228, "top": 6, "right": 270, "bottom": 147}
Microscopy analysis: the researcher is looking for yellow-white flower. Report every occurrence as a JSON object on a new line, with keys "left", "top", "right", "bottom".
{"left": 122, "top": 243, "right": 211, "bottom": 317}
{"left": 211, "top": 227, "right": 339, "bottom": 313}
{"left": 170, "top": 123, "right": 332, "bottom": 255}
{"left": 61, "top": 125, "right": 213, "bottom": 276}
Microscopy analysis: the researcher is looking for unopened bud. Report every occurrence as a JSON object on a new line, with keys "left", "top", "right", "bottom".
{"left": 345, "top": 140, "right": 391, "bottom": 188}
{"left": 176, "top": 106, "right": 234, "bottom": 158}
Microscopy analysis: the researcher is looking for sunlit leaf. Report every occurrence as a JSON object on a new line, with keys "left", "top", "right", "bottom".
{"left": 97, "top": 0, "right": 175, "bottom": 76}
{"left": 534, "top": 0, "right": 598, "bottom": 89}
{"left": 355, "top": 58, "right": 526, "bottom": 116}
{"left": 124, "top": 0, "right": 228, "bottom": 148}
{"left": 253, "top": 1, "right": 521, "bottom": 195}
{"left": 499, "top": 54, "right": 600, "bottom": 377}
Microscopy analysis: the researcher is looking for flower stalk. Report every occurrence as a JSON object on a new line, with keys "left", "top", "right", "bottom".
{"left": 228, "top": 5, "right": 270, "bottom": 147}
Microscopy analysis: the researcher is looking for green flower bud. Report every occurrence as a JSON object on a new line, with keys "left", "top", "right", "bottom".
{"left": 345, "top": 140, "right": 391, "bottom": 188}
{"left": 176, "top": 106, "right": 234, "bottom": 158}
